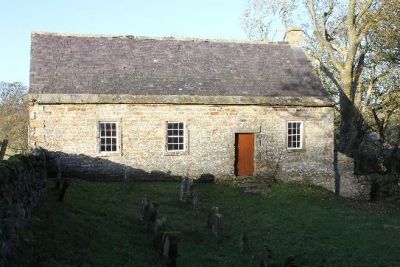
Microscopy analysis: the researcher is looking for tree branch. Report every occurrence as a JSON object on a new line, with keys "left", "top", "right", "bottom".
{"left": 308, "top": 53, "right": 342, "bottom": 92}
{"left": 362, "top": 67, "right": 376, "bottom": 108}
{"left": 351, "top": 50, "right": 367, "bottom": 104}
{"left": 307, "top": 0, "right": 344, "bottom": 72}
{"left": 371, "top": 108, "right": 385, "bottom": 143}
{"left": 356, "top": 0, "right": 375, "bottom": 23}
{"left": 348, "top": 0, "right": 357, "bottom": 35}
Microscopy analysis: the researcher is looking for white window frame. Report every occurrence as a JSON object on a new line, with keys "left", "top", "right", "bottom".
{"left": 287, "top": 121, "right": 303, "bottom": 150}
{"left": 166, "top": 122, "right": 185, "bottom": 152}
{"left": 99, "top": 121, "right": 119, "bottom": 153}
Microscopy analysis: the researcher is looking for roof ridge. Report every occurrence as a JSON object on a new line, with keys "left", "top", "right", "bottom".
{"left": 31, "top": 30, "right": 289, "bottom": 45}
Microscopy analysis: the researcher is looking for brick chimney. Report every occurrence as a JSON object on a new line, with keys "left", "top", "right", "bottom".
{"left": 284, "top": 27, "right": 303, "bottom": 47}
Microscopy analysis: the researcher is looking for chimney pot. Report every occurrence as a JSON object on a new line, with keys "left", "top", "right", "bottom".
{"left": 284, "top": 27, "right": 303, "bottom": 47}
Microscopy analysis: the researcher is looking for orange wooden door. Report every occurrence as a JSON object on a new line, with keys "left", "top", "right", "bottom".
{"left": 235, "top": 133, "right": 254, "bottom": 176}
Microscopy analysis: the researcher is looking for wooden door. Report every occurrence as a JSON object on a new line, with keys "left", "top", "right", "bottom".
{"left": 235, "top": 133, "right": 254, "bottom": 176}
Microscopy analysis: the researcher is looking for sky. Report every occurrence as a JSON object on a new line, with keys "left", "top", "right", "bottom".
{"left": 0, "top": 0, "right": 251, "bottom": 86}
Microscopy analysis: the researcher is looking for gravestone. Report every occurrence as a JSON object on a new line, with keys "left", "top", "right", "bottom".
{"left": 207, "top": 206, "right": 219, "bottom": 228}
{"left": 143, "top": 203, "right": 157, "bottom": 233}
{"left": 192, "top": 195, "right": 199, "bottom": 216}
{"left": 153, "top": 217, "right": 166, "bottom": 250}
{"left": 139, "top": 197, "right": 151, "bottom": 223}
{"left": 54, "top": 158, "right": 62, "bottom": 191}
{"left": 259, "top": 245, "right": 271, "bottom": 267}
{"left": 179, "top": 177, "right": 193, "bottom": 202}
{"left": 154, "top": 217, "right": 166, "bottom": 235}
{"left": 284, "top": 255, "right": 297, "bottom": 267}
{"left": 163, "top": 235, "right": 170, "bottom": 259}
{"left": 162, "top": 233, "right": 178, "bottom": 267}
{"left": 212, "top": 213, "right": 224, "bottom": 240}
{"left": 123, "top": 166, "right": 129, "bottom": 187}
{"left": 158, "top": 232, "right": 168, "bottom": 256}
{"left": 239, "top": 232, "right": 248, "bottom": 253}
{"left": 58, "top": 179, "right": 70, "bottom": 202}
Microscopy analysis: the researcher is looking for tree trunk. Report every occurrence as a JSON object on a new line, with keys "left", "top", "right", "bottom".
{"left": 390, "top": 130, "right": 400, "bottom": 173}
{"left": 338, "top": 69, "right": 359, "bottom": 156}
{"left": 0, "top": 139, "right": 8, "bottom": 160}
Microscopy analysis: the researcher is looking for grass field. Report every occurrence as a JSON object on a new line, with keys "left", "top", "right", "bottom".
{"left": 9, "top": 180, "right": 400, "bottom": 267}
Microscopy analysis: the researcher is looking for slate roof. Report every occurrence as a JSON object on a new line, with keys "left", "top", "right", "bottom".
{"left": 30, "top": 32, "right": 329, "bottom": 99}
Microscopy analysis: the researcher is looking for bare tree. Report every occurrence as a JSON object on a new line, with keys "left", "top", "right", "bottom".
{"left": 241, "top": 0, "right": 399, "bottom": 158}
{"left": 241, "top": 0, "right": 301, "bottom": 41}
{"left": 307, "top": 0, "right": 388, "bottom": 156}
{"left": 0, "top": 82, "right": 28, "bottom": 153}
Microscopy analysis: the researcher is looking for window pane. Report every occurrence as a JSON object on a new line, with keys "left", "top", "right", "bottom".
{"left": 178, "top": 144, "right": 184, "bottom": 150}
{"left": 111, "top": 123, "right": 116, "bottom": 130}
{"left": 100, "top": 145, "right": 105, "bottom": 151}
{"left": 178, "top": 123, "right": 183, "bottom": 129}
{"left": 173, "top": 144, "right": 178, "bottom": 150}
{"left": 101, "top": 139, "right": 105, "bottom": 145}
{"left": 111, "top": 145, "right": 116, "bottom": 151}
{"left": 178, "top": 137, "right": 183, "bottom": 143}
{"left": 168, "top": 144, "right": 174, "bottom": 150}
{"left": 178, "top": 130, "right": 183, "bottom": 136}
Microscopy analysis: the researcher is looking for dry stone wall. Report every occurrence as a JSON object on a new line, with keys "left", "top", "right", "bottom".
{"left": 0, "top": 149, "right": 47, "bottom": 265}
{"left": 30, "top": 103, "right": 334, "bottom": 190}
{"left": 335, "top": 152, "right": 370, "bottom": 199}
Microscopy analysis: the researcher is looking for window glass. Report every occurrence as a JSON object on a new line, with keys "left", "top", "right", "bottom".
{"left": 287, "top": 121, "right": 302, "bottom": 149}
{"left": 100, "top": 122, "right": 117, "bottom": 152}
{"left": 167, "top": 122, "right": 184, "bottom": 151}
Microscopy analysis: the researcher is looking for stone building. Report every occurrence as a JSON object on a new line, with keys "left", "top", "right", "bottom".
{"left": 29, "top": 31, "right": 335, "bottom": 190}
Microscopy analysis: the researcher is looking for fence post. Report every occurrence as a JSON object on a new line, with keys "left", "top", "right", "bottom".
{"left": 0, "top": 139, "right": 8, "bottom": 160}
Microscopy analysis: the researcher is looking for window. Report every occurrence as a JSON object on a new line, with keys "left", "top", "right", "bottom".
{"left": 287, "top": 121, "right": 303, "bottom": 149}
{"left": 167, "top": 122, "right": 184, "bottom": 151}
{"left": 99, "top": 122, "right": 117, "bottom": 152}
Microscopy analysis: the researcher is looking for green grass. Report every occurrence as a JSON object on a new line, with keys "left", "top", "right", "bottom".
{"left": 10, "top": 180, "right": 400, "bottom": 267}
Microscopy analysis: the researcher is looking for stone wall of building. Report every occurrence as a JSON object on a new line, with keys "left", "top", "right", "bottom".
{"left": 29, "top": 103, "right": 334, "bottom": 190}
{"left": 0, "top": 149, "right": 47, "bottom": 265}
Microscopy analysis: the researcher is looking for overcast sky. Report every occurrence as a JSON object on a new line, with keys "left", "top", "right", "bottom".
{"left": 0, "top": 0, "right": 251, "bottom": 86}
